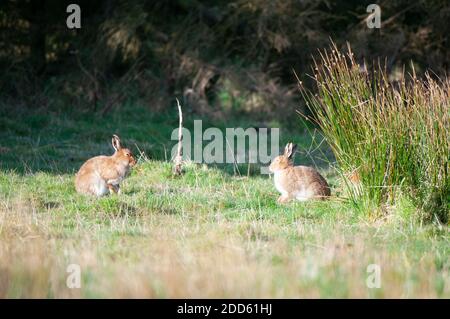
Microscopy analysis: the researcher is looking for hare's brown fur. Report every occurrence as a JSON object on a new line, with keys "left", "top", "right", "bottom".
{"left": 269, "top": 143, "right": 330, "bottom": 202}
{"left": 75, "top": 135, "right": 136, "bottom": 197}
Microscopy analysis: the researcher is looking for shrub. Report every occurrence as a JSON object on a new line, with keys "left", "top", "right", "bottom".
{"left": 300, "top": 43, "right": 449, "bottom": 222}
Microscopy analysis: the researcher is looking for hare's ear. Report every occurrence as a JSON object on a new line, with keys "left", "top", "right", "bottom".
{"left": 284, "top": 143, "right": 291, "bottom": 157}
{"left": 284, "top": 142, "right": 297, "bottom": 159}
{"left": 290, "top": 144, "right": 298, "bottom": 159}
{"left": 112, "top": 134, "right": 122, "bottom": 152}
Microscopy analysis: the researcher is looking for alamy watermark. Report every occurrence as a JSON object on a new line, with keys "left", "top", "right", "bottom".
{"left": 366, "top": 264, "right": 381, "bottom": 289}
{"left": 66, "top": 4, "right": 380, "bottom": 31}
{"left": 170, "top": 120, "right": 280, "bottom": 174}
{"left": 66, "top": 4, "right": 81, "bottom": 29}
{"left": 66, "top": 263, "right": 81, "bottom": 289}
{"left": 367, "top": 4, "right": 381, "bottom": 29}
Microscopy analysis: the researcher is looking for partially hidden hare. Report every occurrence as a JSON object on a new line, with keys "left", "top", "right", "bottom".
{"left": 269, "top": 142, "right": 330, "bottom": 203}
{"left": 75, "top": 135, "right": 136, "bottom": 197}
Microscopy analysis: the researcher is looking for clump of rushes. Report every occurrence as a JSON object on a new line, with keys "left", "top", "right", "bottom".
{"left": 300, "top": 42, "right": 449, "bottom": 222}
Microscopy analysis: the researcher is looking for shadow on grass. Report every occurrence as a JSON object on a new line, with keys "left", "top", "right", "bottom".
{"left": 0, "top": 104, "right": 333, "bottom": 176}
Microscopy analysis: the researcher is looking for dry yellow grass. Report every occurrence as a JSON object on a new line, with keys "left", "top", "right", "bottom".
{"left": 1, "top": 166, "right": 448, "bottom": 298}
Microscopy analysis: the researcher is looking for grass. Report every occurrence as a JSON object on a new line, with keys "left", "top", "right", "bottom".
{"left": 300, "top": 43, "right": 449, "bottom": 222}
{"left": 0, "top": 102, "right": 449, "bottom": 298}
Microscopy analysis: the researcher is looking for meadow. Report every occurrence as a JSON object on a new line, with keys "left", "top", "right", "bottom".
{"left": 1, "top": 0, "right": 449, "bottom": 300}
{"left": 0, "top": 99, "right": 448, "bottom": 298}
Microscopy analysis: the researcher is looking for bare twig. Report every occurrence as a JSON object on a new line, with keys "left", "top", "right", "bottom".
{"left": 173, "top": 98, "right": 184, "bottom": 175}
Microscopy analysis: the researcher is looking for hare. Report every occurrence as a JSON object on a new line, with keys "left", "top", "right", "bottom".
{"left": 269, "top": 142, "right": 330, "bottom": 203}
{"left": 75, "top": 135, "right": 136, "bottom": 197}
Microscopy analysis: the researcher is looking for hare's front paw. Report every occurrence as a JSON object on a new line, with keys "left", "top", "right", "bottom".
{"left": 108, "top": 184, "right": 120, "bottom": 195}
{"left": 277, "top": 194, "right": 290, "bottom": 204}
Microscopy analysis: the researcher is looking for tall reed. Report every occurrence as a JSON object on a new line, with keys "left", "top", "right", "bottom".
{"left": 300, "top": 43, "right": 449, "bottom": 222}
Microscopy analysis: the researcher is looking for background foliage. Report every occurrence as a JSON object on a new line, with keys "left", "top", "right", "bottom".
{"left": 1, "top": 0, "right": 449, "bottom": 123}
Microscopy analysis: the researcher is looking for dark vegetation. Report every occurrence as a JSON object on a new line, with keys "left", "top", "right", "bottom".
{"left": 1, "top": 0, "right": 448, "bottom": 121}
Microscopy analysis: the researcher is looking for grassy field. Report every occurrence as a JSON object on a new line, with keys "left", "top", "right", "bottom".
{"left": 0, "top": 103, "right": 448, "bottom": 298}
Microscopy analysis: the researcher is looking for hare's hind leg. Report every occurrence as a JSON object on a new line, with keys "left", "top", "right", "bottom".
{"left": 90, "top": 177, "right": 109, "bottom": 197}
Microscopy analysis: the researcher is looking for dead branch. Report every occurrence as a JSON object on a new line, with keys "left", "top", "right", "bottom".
{"left": 173, "top": 98, "right": 184, "bottom": 175}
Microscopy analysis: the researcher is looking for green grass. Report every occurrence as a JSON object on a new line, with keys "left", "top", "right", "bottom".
{"left": 300, "top": 43, "right": 449, "bottom": 223}
{"left": 0, "top": 102, "right": 448, "bottom": 298}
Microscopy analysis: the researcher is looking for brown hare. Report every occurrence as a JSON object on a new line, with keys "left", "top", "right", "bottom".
{"left": 269, "top": 142, "right": 330, "bottom": 203}
{"left": 75, "top": 135, "right": 136, "bottom": 197}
